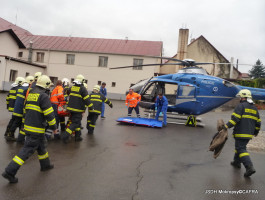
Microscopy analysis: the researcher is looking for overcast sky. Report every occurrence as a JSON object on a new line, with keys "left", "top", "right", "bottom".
{"left": 1, "top": 0, "right": 264, "bottom": 73}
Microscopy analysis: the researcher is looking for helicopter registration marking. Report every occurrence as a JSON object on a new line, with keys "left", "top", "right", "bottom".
{"left": 201, "top": 80, "right": 215, "bottom": 85}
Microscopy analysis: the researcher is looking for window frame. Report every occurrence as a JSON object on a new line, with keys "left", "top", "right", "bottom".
{"left": 98, "top": 56, "right": 108, "bottom": 67}
{"left": 66, "top": 54, "right": 75, "bottom": 65}
{"left": 133, "top": 58, "right": 144, "bottom": 70}
{"left": 36, "top": 52, "right": 45, "bottom": 63}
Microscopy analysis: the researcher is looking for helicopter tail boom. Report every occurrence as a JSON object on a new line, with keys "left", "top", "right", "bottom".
{"left": 237, "top": 86, "right": 265, "bottom": 100}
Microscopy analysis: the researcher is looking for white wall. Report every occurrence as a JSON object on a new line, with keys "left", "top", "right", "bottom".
{"left": 0, "top": 57, "right": 45, "bottom": 90}
{"left": 0, "top": 32, "right": 20, "bottom": 57}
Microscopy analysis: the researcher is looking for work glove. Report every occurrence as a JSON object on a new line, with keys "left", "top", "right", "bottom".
{"left": 109, "top": 103, "right": 113, "bottom": 108}
{"left": 254, "top": 130, "right": 259, "bottom": 137}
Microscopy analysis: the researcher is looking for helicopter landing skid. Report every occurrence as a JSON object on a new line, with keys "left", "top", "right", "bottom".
{"left": 167, "top": 121, "right": 205, "bottom": 128}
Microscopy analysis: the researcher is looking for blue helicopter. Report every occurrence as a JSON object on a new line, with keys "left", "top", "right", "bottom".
{"left": 111, "top": 58, "right": 265, "bottom": 126}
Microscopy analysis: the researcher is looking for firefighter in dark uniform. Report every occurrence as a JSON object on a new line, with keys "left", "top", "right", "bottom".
{"left": 7, "top": 77, "right": 29, "bottom": 142}
{"left": 63, "top": 74, "right": 93, "bottom": 142}
{"left": 16, "top": 76, "right": 34, "bottom": 143}
{"left": 87, "top": 85, "right": 113, "bottom": 134}
{"left": 2, "top": 75, "right": 57, "bottom": 183}
{"left": 5, "top": 77, "right": 25, "bottom": 141}
{"left": 223, "top": 89, "right": 261, "bottom": 177}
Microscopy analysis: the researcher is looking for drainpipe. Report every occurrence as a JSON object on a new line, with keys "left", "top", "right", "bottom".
{"left": 28, "top": 41, "right": 33, "bottom": 63}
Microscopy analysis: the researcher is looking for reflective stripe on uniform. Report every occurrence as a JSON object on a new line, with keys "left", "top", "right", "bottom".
{"left": 19, "top": 129, "right": 26, "bottom": 135}
{"left": 70, "top": 93, "right": 82, "bottom": 98}
{"left": 67, "top": 107, "right": 85, "bottom": 112}
{"left": 13, "top": 112, "right": 23, "bottom": 117}
{"left": 38, "top": 152, "right": 49, "bottom": 160}
{"left": 43, "top": 107, "right": 54, "bottom": 116}
{"left": 90, "top": 95, "right": 101, "bottom": 98}
{"left": 89, "top": 124, "right": 95, "bottom": 128}
{"left": 239, "top": 152, "right": 250, "bottom": 158}
{"left": 229, "top": 120, "right": 236, "bottom": 125}
{"left": 232, "top": 112, "right": 241, "bottom": 119}
{"left": 83, "top": 95, "right": 89, "bottom": 100}
{"left": 66, "top": 128, "right": 72, "bottom": 134}
{"left": 242, "top": 115, "right": 259, "bottom": 121}
{"left": 234, "top": 134, "right": 254, "bottom": 138}
{"left": 17, "top": 94, "right": 25, "bottom": 99}
{"left": 8, "top": 107, "right": 14, "bottom": 111}
{"left": 87, "top": 103, "right": 93, "bottom": 108}
{"left": 245, "top": 109, "right": 257, "bottom": 115}
{"left": 90, "top": 110, "right": 101, "bottom": 114}
{"left": 75, "top": 128, "right": 81, "bottom": 131}
{"left": 91, "top": 98, "right": 102, "bottom": 102}
{"left": 255, "top": 127, "right": 260, "bottom": 130}
{"left": 9, "top": 95, "right": 17, "bottom": 99}
{"left": 26, "top": 104, "right": 42, "bottom": 113}
{"left": 48, "top": 118, "right": 56, "bottom": 126}
{"left": 24, "top": 125, "right": 45, "bottom": 133}
{"left": 13, "top": 156, "right": 24, "bottom": 166}
{"left": 9, "top": 90, "right": 16, "bottom": 93}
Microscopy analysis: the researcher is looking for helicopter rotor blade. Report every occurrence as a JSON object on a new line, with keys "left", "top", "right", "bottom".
{"left": 193, "top": 62, "right": 214, "bottom": 66}
{"left": 109, "top": 63, "right": 184, "bottom": 70}
{"left": 148, "top": 56, "right": 188, "bottom": 64}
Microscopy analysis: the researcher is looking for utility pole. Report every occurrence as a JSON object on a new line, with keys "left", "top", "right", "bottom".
{"left": 230, "top": 57, "right": 234, "bottom": 79}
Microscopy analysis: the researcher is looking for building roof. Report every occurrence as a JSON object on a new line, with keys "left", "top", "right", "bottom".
{"left": 0, "top": 29, "right": 26, "bottom": 48}
{"left": 0, "top": 55, "right": 46, "bottom": 68}
{"left": 0, "top": 17, "right": 162, "bottom": 57}
{"left": 241, "top": 73, "right": 250, "bottom": 78}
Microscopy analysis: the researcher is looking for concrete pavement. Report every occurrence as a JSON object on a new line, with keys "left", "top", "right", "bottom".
{"left": 0, "top": 93, "right": 264, "bottom": 200}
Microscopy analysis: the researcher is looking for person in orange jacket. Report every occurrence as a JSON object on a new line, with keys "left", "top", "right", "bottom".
{"left": 50, "top": 80, "right": 65, "bottom": 138}
{"left": 125, "top": 88, "right": 141, "bottom": 117}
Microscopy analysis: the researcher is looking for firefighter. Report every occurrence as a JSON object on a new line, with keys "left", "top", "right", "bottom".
{"left": 2, "top": 75, "right": 57, "bottom": 183}
{"left": 222, "top": 89, "right": 261, "bottom": 177}
{"left": 87, "top": 85, "right": 113, "bottom": 134}
{"left": 125, "top": 88, "right": 141, "bottom": 117}
{"left": 16, "top": 76, "right": 34, "bottom": 143}
{"left": 50, "top": 80, "right": 65, "bottom": 139}
{"left": 63, "top": 74, "right": 93, "bottom": 142}
{"left": 62, "top": 78, "right": 70, "bottom": 102}
{"left": 5, "top": 77, "right": 25, "bottom": 141}
{"left": 155, "top": 93, "right": 168, "bottom": 126}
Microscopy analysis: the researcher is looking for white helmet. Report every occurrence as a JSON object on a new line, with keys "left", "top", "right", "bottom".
{"left": 75, "top": 74, "right": 85, "bottom": 83}
{"left": 36, "top": 75, "right": 52, "bottom": 89}
{"left": 93, "top": 85, "right": 100, "bottom": 92}
{"left": 34, "top": 72, "right": 42, "bottom": 80}
{"left": 15, "top": 77, "right": 25, "bottom": 86}
{"left": 236, "top": 89, "right": 252, "bottom": 98}
{"left": 25, "top": 75, "right": 34, "bottom": 84}
{"left": 62, "top": 78, "right": 70, "bottom": 86}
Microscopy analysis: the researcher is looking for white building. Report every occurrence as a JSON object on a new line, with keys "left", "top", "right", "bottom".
{"left": 0, "top": 17, "right": 163, "bottom": 99}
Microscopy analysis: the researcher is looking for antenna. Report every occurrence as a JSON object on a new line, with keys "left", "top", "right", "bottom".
{"left": 15, "top": 8, "right": 18, "bottom": 25}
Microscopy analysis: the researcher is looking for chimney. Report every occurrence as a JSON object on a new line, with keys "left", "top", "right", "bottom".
{"left": 28, "top": 41, "right": 33, "bottom": 63}
{"left": 176, "top": 29, "right": 189, "bottom": 70}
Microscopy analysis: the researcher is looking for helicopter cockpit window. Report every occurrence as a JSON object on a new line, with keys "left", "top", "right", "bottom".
{"left": 223, "top": 80, "right": 235, "bottom": 88}
{"left": 141, "top": 82, "right": 160, "bottom": 102}
{"left": 164, "top": 83, "right": 178, "bottom": 105}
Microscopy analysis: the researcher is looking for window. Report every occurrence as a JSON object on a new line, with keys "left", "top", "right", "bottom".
{"left": 50, "top": 76, "right": 58, "bottom": 85}
{"left": 66, "top": 54, "right": 75, "bottom": 65}
{"left": 98, "top": 81, "right": 102, "bottom": 85}
{"left": 9, "top": 70, "right": 18, "bottom": 82}
{"left": 18, "top": 52, "right": 23, "bottom": 58}
{"left": 25, "top": 72, "right": 30, "bottom": 77}
{"left": 36, "top": 52, "right": 45, "bottom": 62}
{"left": 112, "top": 82, "right": 116, "bottom": 87}
{"left": 98, "top": 56, "right": 108, "bottom": 67}
{"left": 133, "top": 59, "right": 143, "bottom": 70}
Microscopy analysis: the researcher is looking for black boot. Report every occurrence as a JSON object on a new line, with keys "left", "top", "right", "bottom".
{"left": 41, "top": 164, "right": 54, "bottom": 172}
{"left": 2, "top": 171, "right": 18, "bottom": 183}
{"left": 5, "top": 131, "right": 16, "bottom": 141}
{"left": 40, "top": 158, "right": 54, "bottom": 171}
{"left": 230, "top": 161, "right": 241, "bottom": 169}
{"left": 244, "top": 166, "right": 256, "bottom": 177}
{"left": 75, "top": 131, "right": 83, "bottom": 142}
{"left": 16, "top": 134, "right": 25, "bottom": 144}
{"left": 4, "top": 127, "right": 10, "bottom": 137}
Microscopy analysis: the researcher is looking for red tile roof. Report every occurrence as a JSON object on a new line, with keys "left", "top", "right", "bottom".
{"left": 0, "top": 17, "right": 162, "bottom": 57}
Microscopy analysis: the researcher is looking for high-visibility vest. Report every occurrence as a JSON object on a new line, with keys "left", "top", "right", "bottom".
{"left": 125, "top": 92, "right": 141, "bottom": 107}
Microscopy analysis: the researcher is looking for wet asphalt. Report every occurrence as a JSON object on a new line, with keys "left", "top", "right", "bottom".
{"left": 0, "top": 94, "right": 264, "bottom": 200}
